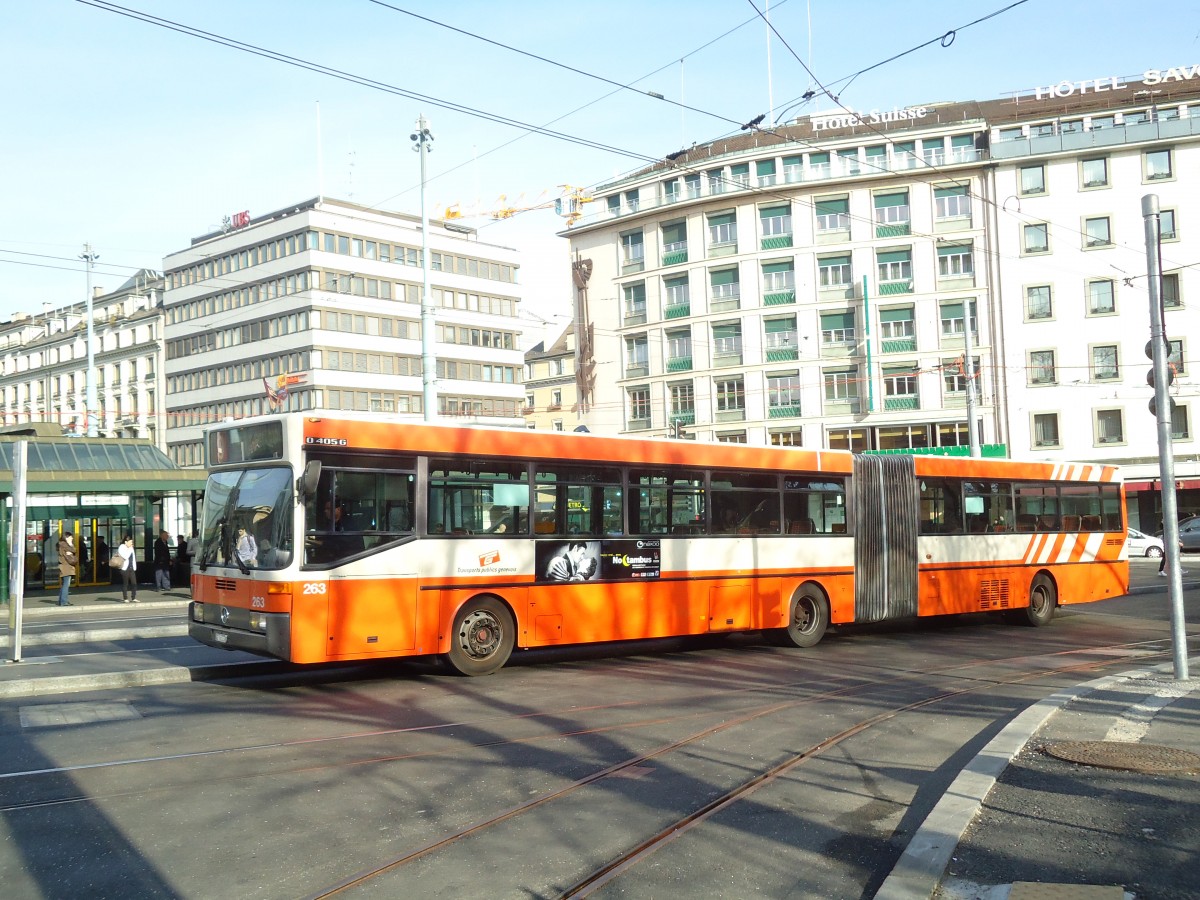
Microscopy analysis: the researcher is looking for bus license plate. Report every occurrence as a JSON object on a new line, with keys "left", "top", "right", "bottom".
{"left": 213, "top": 630, "right": 228, "bottom": 644}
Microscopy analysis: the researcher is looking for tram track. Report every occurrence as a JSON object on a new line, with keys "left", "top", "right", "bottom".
{"left": 300, "top": 640, "right": 1175, "bottom": 899}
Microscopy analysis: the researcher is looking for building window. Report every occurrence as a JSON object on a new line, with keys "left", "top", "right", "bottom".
{"left": 760, "top": 204, "right": 791, "bottom": 237}
{"left": 824, "top": 368, "right": 859, "bottom": 402}
{"left": 712, "top": 322, "right": 743, "bottom": 362}
{"left": 1145, "top": 148, "right": 1173, "bottom": 181}
{"left": 1026, "top": 285, "right": 1052, "bottom": 320}
{"left": 1030, "top": 350, "right": 1057, "bottom": 385}
{"left": 828, "top": 427, "right": 869, "bottom": 452}
{"left": 1095, "top": 409, "right": 1124, "bottom": 445}
{"left": 707, "top": 212, "right": 737, "bottom": 247}
{"left": 1084, "top": 216, "right": 1112, "bottom": 248}
{"left": 625, "top": 335, "right": 648, "bottom": 376}
{"left": 815, "top": 196, "right": 850, "bottom": 233}
{"left": 1023, "top": 223, "right": 1049, "bottom": 253}
{"left": 664, "top": 275, "right": 690, "bottom": 312}
{"left": 1163, "top": 272, "right": 1181, "bottom": 308}
{"left": 937, "top": 243, "right": 974, "bottom": 278}
{"left": 552, "top": 420, "right": 564, "bottom": 432}
{"left": 665, "top": 328, "right": 691, "bottom": 367}
{"left": 767, "top": 372, "right": 802, "bottom": 412}
{"left": 1091, "top": 344, "right": 1119, "bottom": 381}
{"left": 1160, "top": 209, "right": 1177, "bottom": 240}
{"left": 764, "top": 316, "right": 798, "bottom": 355}
{"left": 939, "top": 299, "right": 977, "bottom": 339}
{"left": 714, "top": 377, "right": 745, "bottom": 412}
{"left": 627, "top": 386, "right": 650, "bottom": 424}
{"left": 1087, "top": 279, "right": 1116, "bottom": 315}
{"left": 762, "top": 261, "right": 795, "bottom": 292}
{"left": 1033, "top": 413, "right": 1060, "bottom": 448}
{"left": 661, "top": 221, "right": 687, "bottom": 263}
{"left": 877, "top": 249, "right": 912, "bottom": 286}
{"left": 621, "top": 230, "right": 644, "bottom": 266}
{"left": 623, "top": 282, "right": 646, "bottom": 322}
{"left": 943, "top": 356, "right": 979, "bottom": 394}
{"left": 1168, "top": 339, "right": 1186, "bottom": 375}
{"left": 874, "top": 191, "right": 910, "bottom": 233}
{"left": 883, "top": 365, "right": 918, "bottom": 399}
{"left": 935, "top": 185, "right": 971, "bottom": 220}
{"left": 525, "top": 393, "right": 534, "bottom": 410}
{"left": 1081, "top": 156, "right": 1109, "bottom": 188}
{"left": 820, "top": 311, "right": 855, "bottom": 345}
{"left": 1020, "top": 165, "right": 1046, "bottom": 195}
{"left": 709, "top": 267, "right": 740, "bottom": 302}
{"left": 669, "top": 382, "right": 694, "bottom": 417}
{"left": 550, "top": 389, "right": 562, "bottom": 408}
{"left": 879, "top": 307, "right": 914, "bottom": 340}
{"left": 1171, "top": 405, "right": 1190, "bottom": 440}
{"left": 770, "top": 429, "right": 803, "bottom": 446}
{"left": 818, "top": 254, "right": 852, "bottom": 288}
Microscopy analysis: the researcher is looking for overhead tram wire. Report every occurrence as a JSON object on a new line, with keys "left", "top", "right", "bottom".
{"left": 75, "top": 1, "right": 655, "bottom": 165}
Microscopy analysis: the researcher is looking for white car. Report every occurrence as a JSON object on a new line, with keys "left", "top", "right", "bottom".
{"left": 1127, "top": 528, "right": 1165, "bottom": 558}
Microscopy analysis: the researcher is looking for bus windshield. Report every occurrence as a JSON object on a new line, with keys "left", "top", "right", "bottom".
{"left": 199, "top": 466, "right": 294, "bottom": 571}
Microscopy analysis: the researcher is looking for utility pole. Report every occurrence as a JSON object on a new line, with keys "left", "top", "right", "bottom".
{"left": 79, "top": 243, "right": 99, "bottom": 437}
{"left": 1142, "top": 194, "right": 1188, "bottom": 680}
{"left": 411, "top": 115, "right": 437, "bottom": 422}
{"left": 962, "top": 298, "right": 980, "bottom": 457}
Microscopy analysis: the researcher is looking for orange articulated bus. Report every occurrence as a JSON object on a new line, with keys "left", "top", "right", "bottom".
{"left": 188, "top": 413, "right": 1130, "bottom": 676}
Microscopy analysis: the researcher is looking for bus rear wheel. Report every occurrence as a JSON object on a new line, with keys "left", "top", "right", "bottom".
{"left": 1012, "top": 574, "right": 1056, "bottom": 627}
{"left": 770, "top": 588, "right": 829, "bottom": 648}
{"left": 446, "top": 596, "right": 515, "bottom": 676}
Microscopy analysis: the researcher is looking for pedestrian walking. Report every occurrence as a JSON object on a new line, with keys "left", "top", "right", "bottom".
{"left": 175, "top": 534, "right": 189, "bottom": 586}
{"left": 56, "top": 532, "right": 77, "bottom": 606}
{"left": 117, "top": 534, "right": 139, "bottom": 603}
{"left": 154, "top": 530, "right": 172, "bottom": 591}
{"left": 1159, "top": 534, "right": 1189, "bottom": 576}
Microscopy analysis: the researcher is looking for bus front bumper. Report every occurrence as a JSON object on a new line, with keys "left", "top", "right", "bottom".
{"left": 188, "top": 601, "right": 291, "bottom": 660}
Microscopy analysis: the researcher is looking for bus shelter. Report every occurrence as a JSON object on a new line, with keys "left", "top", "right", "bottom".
{"left": 1, "top": 431, "right": 207, "bottom": 601}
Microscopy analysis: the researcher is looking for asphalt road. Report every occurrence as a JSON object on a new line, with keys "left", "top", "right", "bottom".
{"left": 0, "top": 559, "right": 1192, "bottom": 899}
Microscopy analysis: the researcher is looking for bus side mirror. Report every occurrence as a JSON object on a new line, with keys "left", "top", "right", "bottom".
{"left": 297, "top": 460, "right": 322, "bottom": 502}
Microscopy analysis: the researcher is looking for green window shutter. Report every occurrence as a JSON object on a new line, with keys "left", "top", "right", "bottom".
{"left": 935, "top": 185, "right": 967, "bottom": 199}
{"left": 879, "top": 307, "right": 913, "bottom": 323}
{"left": 876, "top": 249, "right": 911, "bottom": 264}
{"left": 712, "top": 323, "right": 739, "bottom": 340}
{"left": 815, "top": 197, "right": 848, "bottom": 216}
{"left": 710, "top": 268, "right": 738, "bottom": 286}
{"left": 951, "top": 134, "right": 974, "bottom": 148}
{"left": 809, "top": 152, "right": 829, "bottom": 165}
{"left": 762, "top": 261, "right": 793, "bottom": 274}
{"left": 874, "top": 192, "right": 908, "bottom": 208}
{"left": 708, "top": 212, "right": 736, "bottom": 226}
{"left": 941, "top": 302, "right": 964, "bottom": 319}
{"left": 821, "top": 311, "right": 854, "bottom": 330}
{"left": 782, "top": 155, "right": 801, "bottom": 167}
{"left": 756, "top": 160, "right": 776, "bottom": 176}
{"left": 662, "top": 222, "right": 686, "bottom": 243}
{"left": 819, "top": 254, "right": 851, "bottom": 268}
{"left": 865, "top": 145, "right": 886, "bottom": 158}
{"left": 937, "top": 243, "right": 971, "bottom": 256}
{"left": 730, "top": 163, "right": 749, "bottom": 176}
{"left": 664, "top": 275, "right": 687, "bottom": 290}
{"left": 759, "top": 204, "right": 789, "bottom": 219}
{"left": 892, "top": 142, "right": 915, "bottom": 155}
{"left": 765, "top": 317, "right": 796, "bottom": 333}
{"left": 883, "top": 364, "right": 913, "bottom": 376}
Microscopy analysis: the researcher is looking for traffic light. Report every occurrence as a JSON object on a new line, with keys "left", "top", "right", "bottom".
{"left": 670, "top": 419, "right": 687, "bottom": 439}
{"left": 1146, "top": 337, "right": 1177, "bottom": 417}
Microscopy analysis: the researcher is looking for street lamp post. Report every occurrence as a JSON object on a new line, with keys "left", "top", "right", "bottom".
{"left": 410, "top": 115, "right": 437, "bottom": 422}
{"left": 79, "top": 243, "right": 99, "bottom": 437}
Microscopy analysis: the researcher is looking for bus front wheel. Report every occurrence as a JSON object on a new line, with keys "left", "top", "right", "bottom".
{"left": 446, "top": 596, "right": 515, "bottom": 676}
{"left": 770, "top": 588, "right": 829, "bottom": 648}
{"left": 1012, "top": 574, "right": 1056, "bottom": 627}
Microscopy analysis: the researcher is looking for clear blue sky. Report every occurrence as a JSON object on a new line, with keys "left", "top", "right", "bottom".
{"left": 3, "top": 0, "right": 1198, "bottom": 343}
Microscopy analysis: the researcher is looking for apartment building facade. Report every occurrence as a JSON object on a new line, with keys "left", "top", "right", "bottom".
{"left": 0, "top": 270, "right": 167, "bottom": 444}
{"left": 565, "top": 65, "right": 1200, "bottom": 529}
{"left": 523, "top": 324, "right": 579, "bottom": 431}
{"left": 162, "top": 197, "right": 525, "bottom": 466}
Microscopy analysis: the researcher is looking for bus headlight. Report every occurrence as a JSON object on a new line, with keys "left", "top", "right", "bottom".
{"left": 191, "top": 603, "right": 204, "bottom": 623}
{"left": 248, "top": 612, "right": 269, "bottom": 633}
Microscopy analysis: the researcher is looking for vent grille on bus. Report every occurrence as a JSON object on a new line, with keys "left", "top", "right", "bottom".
{"left": 979, "top": 579, "right": 1011, "bottom": 610}
{"left": 215, "top": 579, "right": 238, "bottom": 591}
{"left": 1105, "top": 537, "right": 1124, "bottom": 548}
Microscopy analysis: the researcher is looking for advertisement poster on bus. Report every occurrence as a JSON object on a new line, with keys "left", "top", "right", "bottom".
{"left": 535, "top": 539, "right": 660, "bottom": 583}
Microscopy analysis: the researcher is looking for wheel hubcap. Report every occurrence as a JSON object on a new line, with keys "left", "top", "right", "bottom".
{"left": 459, "top": 610, "right": 502, "bottom": 659}
{"left": 795, "top": 599, "right": 815, "bottom": 633}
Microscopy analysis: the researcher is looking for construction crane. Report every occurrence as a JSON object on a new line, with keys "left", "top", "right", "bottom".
{"left": 444, "top": 185, "right": 594, "bottom": 226}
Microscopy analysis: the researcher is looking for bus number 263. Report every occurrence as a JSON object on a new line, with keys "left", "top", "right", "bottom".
{"left": 302, "top": 582, "right": 327, "bottom": 595}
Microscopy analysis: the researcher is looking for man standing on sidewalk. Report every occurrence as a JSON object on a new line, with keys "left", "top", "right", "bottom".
{"left": 56, "top": 532, "right": 77, "bottom": 606}
{"left": 154, "top": 530, "right": 173, "bottom": 592}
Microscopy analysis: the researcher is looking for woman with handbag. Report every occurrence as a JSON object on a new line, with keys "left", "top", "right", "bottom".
{"left": 116, "top": 535, "right": 139, "bottom": 603}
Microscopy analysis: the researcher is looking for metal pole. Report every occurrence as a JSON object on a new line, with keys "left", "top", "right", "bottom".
{"left": 80, "top": 244, "right": 100, "bottom": 437}
{"left": 7, "top": 440, "right": 28, "bottom": 663}
{"left": 412, "top": 115, "right": 437, "bottom": 422}
{"left": 1143, "top": 194, "right": 1188, "bottom": 680}
{"left": 963, "top": 298, "right": 980, "bottom": 457}
{"left": 862, "top": 276, "right": 873, "bottom": 413}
